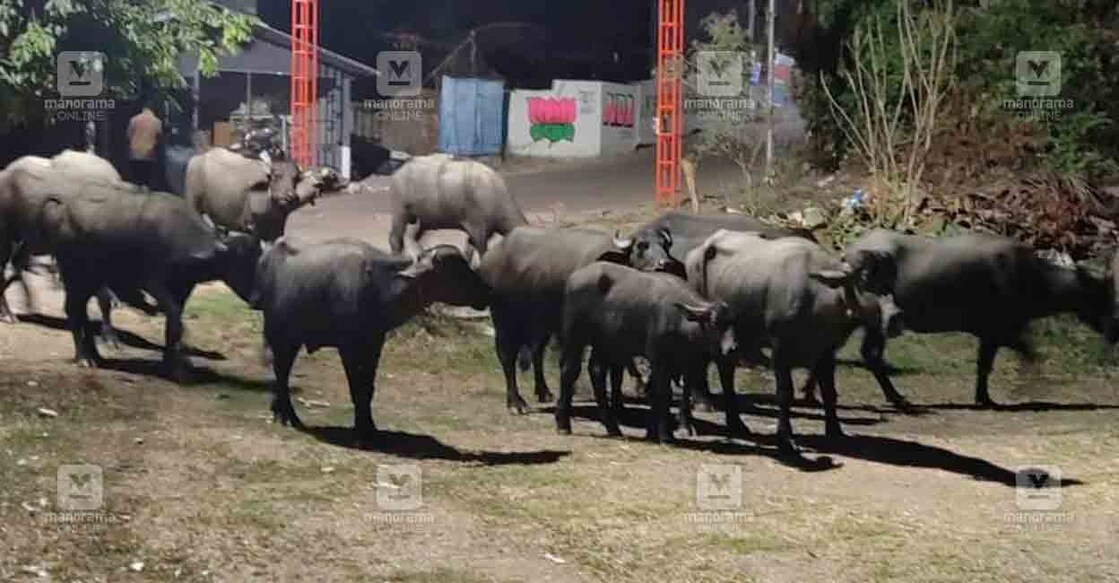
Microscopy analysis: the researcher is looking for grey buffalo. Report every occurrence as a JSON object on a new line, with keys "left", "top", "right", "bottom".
{"left": 252, "top": 238, "right": 491, "bottom": 440}
{"left": 815, "top": 229, "right": 1119, "bottom": 408}
{"left": 628, "top": 210, "right": 816, "bottom": 274}
{"left": 0, "top": 150, "right": 157, "bottom": 337}
{"left": 558, "top": 262, "right": 738, "bottom": 442}
{"left": 389, "top": 154, "right": 528, "bottom": 260}
{"left": 185, "top": 148, "right": 342, "bottom": 241}
{"left": 686, "top": 229, "right": 902, "bottom": 453}
{"left": 478, "top": 226, "right": 653, "bottom": 413}
{"left": 40, "top": 182, "right": 261, "bottom": 379}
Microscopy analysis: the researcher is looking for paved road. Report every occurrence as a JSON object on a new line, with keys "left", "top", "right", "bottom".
{"left": 287, "top": 147, "right": 750, "bottom": 248}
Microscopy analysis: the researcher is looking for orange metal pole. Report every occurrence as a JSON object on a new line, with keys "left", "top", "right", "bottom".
{"left": 655, "top": 0, "right": 684, "bottom": 207}
{"left": 290, "top": 0, "right": 318, "bottom": 167}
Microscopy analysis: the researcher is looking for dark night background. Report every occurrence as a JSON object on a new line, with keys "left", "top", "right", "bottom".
{"left": 251, "top": 0, "right": 808, "bottom": 95}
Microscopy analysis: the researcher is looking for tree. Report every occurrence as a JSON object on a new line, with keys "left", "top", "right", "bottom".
{"left": 0, "top": 0, "right": 256, "bottom": 131}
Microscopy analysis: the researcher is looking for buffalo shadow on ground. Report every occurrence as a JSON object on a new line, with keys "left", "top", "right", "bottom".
{"left": 546, "top": 401, "right": 1085, "bottom": 487}
{"left": 19, "top": 314, "right": 227, "bottom": 361}
{"left": 304, "top": 426, "right": 570, "bottom": 466}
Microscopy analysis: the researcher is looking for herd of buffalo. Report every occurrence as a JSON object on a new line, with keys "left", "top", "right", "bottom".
{"left": 2, "top": 146, "right": 1118, "bottom": 453}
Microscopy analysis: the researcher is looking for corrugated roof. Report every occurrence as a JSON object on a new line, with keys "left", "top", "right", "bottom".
{"left": 253, "top": 22, "right": 379, "bottom": 78}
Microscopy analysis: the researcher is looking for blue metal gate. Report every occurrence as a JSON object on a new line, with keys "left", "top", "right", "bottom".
{"left": 439, "top": 76, "right": 505, "bottom": 156}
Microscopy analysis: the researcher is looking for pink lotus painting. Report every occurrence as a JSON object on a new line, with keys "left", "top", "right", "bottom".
{"left": 528, "top": 97, "right": 577, "bottom": 143}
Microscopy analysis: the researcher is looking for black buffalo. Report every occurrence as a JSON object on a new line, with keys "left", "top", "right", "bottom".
{"left": 558, "top": 262, "right": 738, "bottom": 443}
{"left": 253, "top": 238, "right": 490, "bottom": 440}
{"left": 40, "top": 182, "right": 261, "bottom": 379}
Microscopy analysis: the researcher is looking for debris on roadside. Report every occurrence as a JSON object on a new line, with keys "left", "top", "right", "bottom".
{"left": 919, "top": 174, "right": 1119, "bottom": 259}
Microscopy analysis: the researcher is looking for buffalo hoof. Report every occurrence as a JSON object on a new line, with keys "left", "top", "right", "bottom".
{"left": 605, "top": 423, "right": 623, "bottom": 438}
{"left": 507, "top": 395, "right": 530, "bottom": 415}
{"left": 825, "top": 424, "right": 846, "bottom": 439}
{"left": 677, "top": 416, "right": 697, "bottom": 438}
{"left": 0, "top": 312, "right": 18, "bottom": 324}
{"left": 271, "top": 403, "right": 304, "bottom": 429}
{"left": 891, "top": 399, "right": 920, "bottom": 414}
{"left": 99, "top": 328, "right": 122, "bottom": 352}
{"left": 535, "top": 388, "right": 554, "bottom": 403}
{"left": 975, "top": 396, "right": 1000, "bottom": 409}
{"left": 354, "top": 425, "right": 378, "bottom": 444}
{"left": 776, "top": 434, "right": 800, "bottom": 456}
{"left": 555, "top": 418, "right": 573, "bottom": 435}
{"left": 74, "top": 357, "right": 97, "bottom": 369}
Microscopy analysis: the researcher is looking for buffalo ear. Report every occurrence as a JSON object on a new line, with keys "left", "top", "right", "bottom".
{"left": 704, "top": 244, "right": 717, "bottom": 261}
{"left": 659, "top": 228, "right": 673, "bottom": 249}
{"left": 674, "top": 302, "right": 711, "bottom": 322}
{"left": 809, "top": 269, "right": 851, "bottom": 288}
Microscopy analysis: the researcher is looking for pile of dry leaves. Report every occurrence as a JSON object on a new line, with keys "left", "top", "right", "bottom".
{"left": 918, "top": 173, "right": 1119, "bottom": 259}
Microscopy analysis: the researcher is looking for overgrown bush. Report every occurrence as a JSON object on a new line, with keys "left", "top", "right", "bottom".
{"left": 798, "top": 0, "right": 1119, "bottom": 184}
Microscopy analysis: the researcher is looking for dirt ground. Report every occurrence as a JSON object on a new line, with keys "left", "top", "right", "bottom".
{"left": 2, "top": 160, "right": 1119, "bottom": 582}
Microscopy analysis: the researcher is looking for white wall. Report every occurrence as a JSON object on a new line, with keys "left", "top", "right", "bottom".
{"left": 507, "top": 81, "right": 603, "bottom": 158}
{"left": 636, "top": 79, "right": 656, "bottom": 147}
{"left": 599, "top": 82, "right": 639, "bottom": 155}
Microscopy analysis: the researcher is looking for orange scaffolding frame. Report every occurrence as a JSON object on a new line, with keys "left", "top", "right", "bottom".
{"left": 655, "top": 0, "right": 684, "bottom": 208}
{"left": 290, "top": 0, "right": 319, "bottom": 167}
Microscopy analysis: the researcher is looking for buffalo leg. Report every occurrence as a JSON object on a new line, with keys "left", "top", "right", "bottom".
{"left": 677, "top": 366, "right": 697, "bottom": 438}
{"left": 608, "top": 364, "right": 625, "bottom": 416}
{"left": 11, "top": 244, "right": 37, "bottom": 315}
{"left": 815, "top": 353, "right": 845, "bottom": 438}
{"left": 464, "top": 227, "right": 489, "bottom": 265}
{"left": 799, "top": 372, "right": 820, "bottom": 406}
{"left": 269, "top": 341, "right": 304, "bottom": 429}
{"left": 388, "top": 212, "right": 410, "bottom": 256}
{"left": 341, "top": 339, "right": 383, "bottom": 441}
{"left": 96, "top": 288, "right": 122, "bottom": 351}
{"left": 646, "top": 367, "right": 674, "bottom": 444}
{"left": 975, "top": 338, "right": 1000, "bottom": 408}
{"left": 773, "top": 359, "right": 798, "bottom": 454}
{"left": 0, "top": 238, "right": 18, "bottom": 323}
{"left": 690, "top": 367, "right": 716, "bottom": 412}
{"left": 716, "top": 358, "right": 751, "bottom": 439}
{"left": 531, "top": 336, "right": 554, "bottom": 403}
{"left": 588, "top": 350, "right": 622, "bottom": 437}
{"left": 494, "top": 309, "right": 529, "bottom": 414}
{"left": 63, "top": 286, "right": 99, "bottom": 367}
{"left": 555, "top": 341, "right": 584, "bottom": 434}
{"left": 861, "top": 330, "right": 912, "bottom": 409}
{"left": 148, "top": 285, "right": 188, "bottom": 382}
